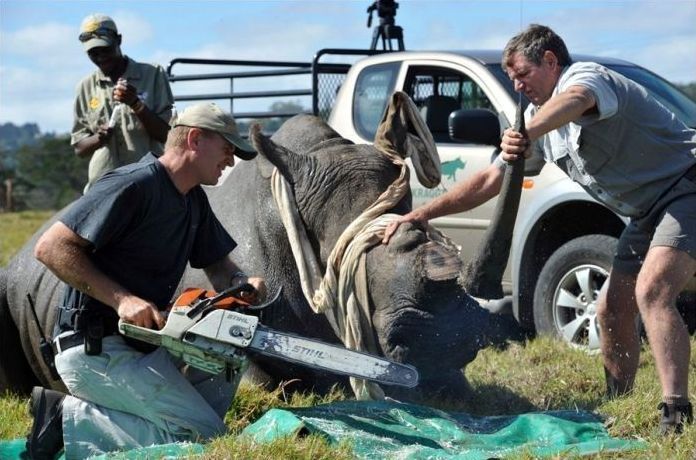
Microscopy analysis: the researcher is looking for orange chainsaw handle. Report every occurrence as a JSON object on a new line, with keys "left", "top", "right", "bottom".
{"left": 172, "top": 287, "right": 252, "bottom": 310}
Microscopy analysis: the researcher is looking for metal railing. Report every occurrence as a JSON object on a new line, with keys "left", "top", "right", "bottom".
{"left": 167, "top": 58, "right": 313, "bottom": 121}
{"left": 166, "top": 49, "right": 391, "bottom": 127}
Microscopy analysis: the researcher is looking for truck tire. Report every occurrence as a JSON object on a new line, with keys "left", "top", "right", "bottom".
{"left": 533, "top": 234, "right": 617, "bottom": 351}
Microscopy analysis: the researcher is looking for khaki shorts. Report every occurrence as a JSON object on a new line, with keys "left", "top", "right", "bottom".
{"left": 614, "top": 175, "right": 696, "bottom": 274}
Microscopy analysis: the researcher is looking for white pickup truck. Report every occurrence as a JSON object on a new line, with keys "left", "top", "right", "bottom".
{"left": 167, "top": 48, "right": 696, "bottom": 350}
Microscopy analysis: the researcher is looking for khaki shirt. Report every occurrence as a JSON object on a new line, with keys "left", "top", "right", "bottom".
{"left": 71, "top": 56, "right": 174, "bottom": 191}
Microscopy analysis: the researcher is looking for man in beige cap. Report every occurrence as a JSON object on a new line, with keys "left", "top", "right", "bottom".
{"left": 28, "top": 103, "right": 264, "bottom": 459}
{"left": 72, "top": 13, "right": 174, "bottom": 192}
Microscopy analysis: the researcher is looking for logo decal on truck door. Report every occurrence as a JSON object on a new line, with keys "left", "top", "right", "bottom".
{"left": 441, "top": 157, "right": 467, "bottom": 181}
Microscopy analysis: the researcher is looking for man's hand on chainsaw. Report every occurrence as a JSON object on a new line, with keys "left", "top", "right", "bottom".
{"left": 230, "top": 275, "right": 267, "bottom": 305}
{"left": 117, "top": 295, "right": 166, "bottom": 330}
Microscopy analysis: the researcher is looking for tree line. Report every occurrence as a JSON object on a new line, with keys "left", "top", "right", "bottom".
{"left": 0, "top": 101, "right": 307, "bottom": 212}
{"left": 1, "top": 127, "right": 86, "bottom": 212}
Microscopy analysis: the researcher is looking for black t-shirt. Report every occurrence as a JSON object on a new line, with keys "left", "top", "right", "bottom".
{"left": 55, "top": 153, "right": 235, "bottom": 334}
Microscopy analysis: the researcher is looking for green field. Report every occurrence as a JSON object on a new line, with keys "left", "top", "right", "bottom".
{"left": 0, "top": 210, "right": 54, "bottom": 267}
{"left": 1, "top": 211, "right": 694, "bottom": 458}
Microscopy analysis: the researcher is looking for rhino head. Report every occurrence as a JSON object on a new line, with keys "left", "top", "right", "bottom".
{"left": 236, "top": 91, "right": 490, "bottom": 402}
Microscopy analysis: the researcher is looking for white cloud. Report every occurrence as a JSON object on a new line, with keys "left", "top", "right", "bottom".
{"left": 1, "top": 1, "right": 694, "bottom": 134}
{"left": 533, "top": 1, "right": 696, "bottom": 82}
{"left": 111, "top": 10, "right": 154, "bottom": 46}
{"left": 2, "top": 21, "right": 81, "bottom": 66}
{"left": 0, "top": 86, "right": 74, "bottom": 134}
{"left": 145, "top": 15, "right": 366, "bottom": 116}
{"left": 0, "top": 21, "right": 93, "bottom": 132}
{"left": 632, "top": 35, "right": 696, "bottom": 84}
{"left": 0, "top": 11, "right": 157, "bottom": 133}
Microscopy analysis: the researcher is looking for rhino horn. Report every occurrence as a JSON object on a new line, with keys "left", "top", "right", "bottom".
{"left": 374, "top": 91, "right": 441, "bottom": 188}
{"left": 462, "top": 94, "right": 526, "bottom": 299}
{"left": 249, "top": 123, "right": 309, "bottom": 180}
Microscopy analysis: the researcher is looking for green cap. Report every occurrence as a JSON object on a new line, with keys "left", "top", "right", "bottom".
{"left": 173, "top": 103, "right": 256, "bottom": 160}
{"left": 79, "top": 14, "right": 118, "bottom": 51}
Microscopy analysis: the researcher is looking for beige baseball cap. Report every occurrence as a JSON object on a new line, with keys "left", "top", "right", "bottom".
{"left": 173, "top": 103, "right": 257, "bottom": 160}
{"left": 79, "top": 14, "right": 118, "bottom": 51}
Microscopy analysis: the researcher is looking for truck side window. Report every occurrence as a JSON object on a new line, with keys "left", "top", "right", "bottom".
{"left": 405, "top": 66, "right": 495, "bottom": 142}
{"left": 353, "top": 62, "right": 400, "bottom": 140}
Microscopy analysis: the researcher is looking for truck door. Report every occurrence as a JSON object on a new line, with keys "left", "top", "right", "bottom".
{"left": 401, "top": 64, "right": 506, "bottom": 273}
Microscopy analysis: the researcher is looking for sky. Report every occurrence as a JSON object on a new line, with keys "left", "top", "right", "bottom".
{"left": 1, "top": 0, "right": 695, "bottom": 135}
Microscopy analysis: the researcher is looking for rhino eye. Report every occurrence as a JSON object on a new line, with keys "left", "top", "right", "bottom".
{"left": 388, "top": 224, "right": 427, "bottom": 253}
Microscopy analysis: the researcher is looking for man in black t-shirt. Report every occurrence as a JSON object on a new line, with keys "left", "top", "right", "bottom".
{"left": 28, "top": 103, "right": 265, "bottom": 459}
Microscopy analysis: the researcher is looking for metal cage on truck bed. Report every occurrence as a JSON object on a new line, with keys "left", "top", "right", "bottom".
{"left": 166, "top": 49, "right": 389, "bottom": 133}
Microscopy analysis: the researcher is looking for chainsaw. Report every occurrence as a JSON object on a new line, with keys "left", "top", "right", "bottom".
{"left": 118, "top": 284, "right": 418, "bottom": 388}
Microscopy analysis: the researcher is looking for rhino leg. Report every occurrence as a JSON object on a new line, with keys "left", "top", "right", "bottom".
{"left": 0, "top": 267, "right": 37, "bottom": 395}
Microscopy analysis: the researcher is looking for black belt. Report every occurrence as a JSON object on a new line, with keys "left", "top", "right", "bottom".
{"left": 53, "top": 328, "right": 122, "bottom": 355}
{"left": 52, "top": 332, "right": 85, "bottom": 355}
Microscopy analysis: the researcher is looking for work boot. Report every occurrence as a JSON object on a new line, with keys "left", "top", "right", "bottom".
{"left": 658, "top": 401, "right": 693, "bottom": 435}
{"left": 25, "top": 386, "right": 65, "bottom": 460}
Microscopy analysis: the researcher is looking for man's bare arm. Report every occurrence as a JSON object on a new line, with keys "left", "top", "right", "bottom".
{"left": 501, "top": 85, "right": 596, "bottom": 162}
{"left": 74, "top": 126, "right": 112, "bottom": 158}
{"left": 114, "top": 80, "right": 170, "bottom": 143}
{"left": 130, "top": 105, "right": 170, "bottom": 143}
{"left": 526, "top": 85, "right": 597, "bottom": 140}
{"left": 203, "top": 256, "right": 267, "bottom": 304}
{"left": 34, "top": 221, "right": 164, "bottom": 329}
{"left": 383, "top": 163, "right": 505, "bottom": 243}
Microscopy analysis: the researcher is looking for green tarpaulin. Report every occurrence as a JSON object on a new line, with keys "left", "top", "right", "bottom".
{"left": 1, "top": 400, "right": 645, "bottom": 459}
{"left": 242, "top": 400, "right": 645, "bottom": 459}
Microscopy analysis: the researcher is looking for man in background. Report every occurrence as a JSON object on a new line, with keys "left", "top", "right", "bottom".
{"left": 72, "top": 13, "right": 174, "bottom": 191}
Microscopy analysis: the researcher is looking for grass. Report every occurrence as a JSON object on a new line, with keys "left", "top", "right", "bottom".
{"left": 3, "top": 339, "right": 694, "bottom": 458}
{"left": 465, "top": 337, "right": 696, "bottom": 459}
{"left": 0, "top": 392, "right": 31, "bottom": 440}
{"left": 0, "top": 210, "right": 54, "bottom": 267}
{"left": 1, "top": 210, "right": 695, "bottom": 457}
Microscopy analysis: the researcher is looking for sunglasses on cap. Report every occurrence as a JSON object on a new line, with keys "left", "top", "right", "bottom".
{"left": 78, "top": 28, "right": 117, "bottom": 43}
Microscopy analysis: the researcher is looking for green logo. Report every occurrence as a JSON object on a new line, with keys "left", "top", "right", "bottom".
{"left": 441, "top": 157, "right": 467, "bottom": 181}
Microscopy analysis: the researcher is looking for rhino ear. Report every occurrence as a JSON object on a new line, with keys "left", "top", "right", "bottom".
{"left": 423, "top": 241, "right": 463, "bottom": 281}
{"left": 374, "top": 91, "right": 441, "bottom": 188}
{"left": 249, "top": 123, "right": 302, "bottom": 180}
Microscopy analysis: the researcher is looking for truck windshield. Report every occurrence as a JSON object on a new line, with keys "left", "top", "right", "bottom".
{"left": 486, "top": 63, "right": 696, "bottom": 128}
{"left": 353, "top": 62, "right": 400, "bottom": 139}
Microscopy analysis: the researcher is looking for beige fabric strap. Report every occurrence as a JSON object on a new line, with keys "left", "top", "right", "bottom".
{"left": 272, "top": 166, "right": 401, "bottom": 399}
{"left": 269, "top": 114, "right": 442, "bottom": 399}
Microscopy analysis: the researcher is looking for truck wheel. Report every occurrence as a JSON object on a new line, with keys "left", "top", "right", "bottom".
{"left": 533, "top": 234, "right": 617, "bottom": 352}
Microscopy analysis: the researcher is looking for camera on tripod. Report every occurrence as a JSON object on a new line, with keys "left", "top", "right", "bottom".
{"left": 367, "top": 0, "right": 398, "bottom": 27}
{"left": 366, "top": 0, "right": 404, "bottom": 51}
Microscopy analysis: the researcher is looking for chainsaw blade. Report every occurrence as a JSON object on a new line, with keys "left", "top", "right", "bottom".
{"left": 122, "top": 307, "right": 419, "bottom": 388}
{"left": 249, "top": 325, "right": 419, "bottom": 388}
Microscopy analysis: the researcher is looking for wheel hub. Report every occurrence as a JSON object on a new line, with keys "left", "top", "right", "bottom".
{"left": 552, "top": 264, "right": 608, "bottom": 352}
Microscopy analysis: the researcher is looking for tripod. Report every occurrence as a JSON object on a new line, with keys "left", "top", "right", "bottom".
{"left": 367, "top": 0, "right": 405, "bottom": 51}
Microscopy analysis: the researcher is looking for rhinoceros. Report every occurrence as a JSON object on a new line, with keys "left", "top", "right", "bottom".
{"left": 0, "top": 91, "right": 520, "bottom": 403}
